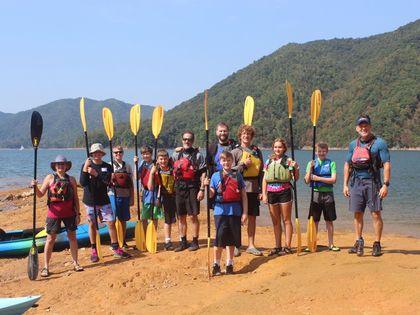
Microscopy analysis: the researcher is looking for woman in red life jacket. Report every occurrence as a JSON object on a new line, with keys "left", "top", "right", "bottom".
{"left": 32, "top": 155, "right": 83, "bottom": 277}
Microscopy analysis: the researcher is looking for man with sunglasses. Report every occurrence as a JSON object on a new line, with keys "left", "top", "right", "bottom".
{"left": 109, "top": 145, "right": 134, "bottom": 248}
{"left": 172, "top": 131, "right": 206, "bottom": 252}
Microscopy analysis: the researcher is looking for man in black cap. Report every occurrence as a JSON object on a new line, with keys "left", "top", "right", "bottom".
{"left": 343, "top": 115, "right": 391, "bottom": 257}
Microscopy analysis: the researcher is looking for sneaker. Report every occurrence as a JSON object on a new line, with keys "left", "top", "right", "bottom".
{"left": 246, "top": 247, "right": 262, "bottom": 256}
{"left": 174, "top": 241, "right": 189, "bottom": 252}
{"left": 122, "top": 242, "right": 129, "bottom": 249}
{"left": 329, "top": 245, "right": 341, "bottom": 252}
{"left": 113, "top": 248, "right": 131, "bottom": 258}
{"left": 90, "top": 248, "right": 99, "bottom": 262}
{"left": 348, "top": 240, "right": 359, "bottom": 254}
{"left": 164, "top": 241, "right": 174, "bottom": 251}
{"left": 233, "top": 247, "right": 241, "bottom": 257}
{"left": 356, "top": 238, "right": 364, "bottom": 257}
{"left": 188, "top": 241, "right": 199, "bottom": 251}
{"left": 212, "top": 263, "right": 222, "bottom": 276}
{"left": 372, "top": 241, "right": 382, "bottom": 257}
{"left": 225, "top": 265, "right": 234, "bottom": 275}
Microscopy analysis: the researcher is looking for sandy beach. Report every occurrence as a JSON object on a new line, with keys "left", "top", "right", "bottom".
{"left": 1, "top": 186, "right": 420, "bottom": 315}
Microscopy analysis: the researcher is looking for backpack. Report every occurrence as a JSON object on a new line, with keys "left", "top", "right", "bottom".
{"left": 113, "top": 161, "right": 132, "bottom": 189}
{"left": 173, "top": 149, "right": 199, "bottom": 181}
{"left": 217, "top": 171, "right": 241, "bottom": 203}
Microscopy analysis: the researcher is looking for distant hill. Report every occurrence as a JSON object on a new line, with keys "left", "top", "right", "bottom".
{"left": 0, "top": 98, "right": 153, "bottom": 148}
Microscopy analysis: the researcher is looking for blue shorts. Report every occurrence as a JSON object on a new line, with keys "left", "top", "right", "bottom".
{"left": 84, "top": 203, "right": 114, "bottom": 222}
{"left": 349, "top": 177, "right": 383, "bottom": 213}
{"left": 109, "top": 195, "right": 131, "bottom": 221}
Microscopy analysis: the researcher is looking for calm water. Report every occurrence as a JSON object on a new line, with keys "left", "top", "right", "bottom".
{"left": 1, "top": 148, "right": 419, "bottom": 237}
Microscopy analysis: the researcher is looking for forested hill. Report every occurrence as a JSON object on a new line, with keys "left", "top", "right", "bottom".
{"left": 115, "top": 19, "right": 419, "bottom": 149}
{"left": 0, "top": 98, "right": 153, "bottom": 148}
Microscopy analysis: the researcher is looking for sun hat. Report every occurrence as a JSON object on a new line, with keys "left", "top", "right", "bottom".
{"left": 89, "top": 143, "right": 106, "bottom": 156}
{"left": 50, "top": 155, "right": 72, "bottom": 171}
{"left": 356, "top": 115, "right": 371, "bottom": 126}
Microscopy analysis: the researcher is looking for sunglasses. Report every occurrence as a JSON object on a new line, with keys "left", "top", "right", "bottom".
{"left": 113, "top": 151, "right": 124, "bottom": 154}
{"left": 182, "top": 138, "right": 193, "bottom": 142}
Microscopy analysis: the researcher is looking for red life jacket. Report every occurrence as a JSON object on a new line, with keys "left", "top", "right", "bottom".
{"left": 139, "top": 162, "right": 160, "bottom": 189}
{"left": 351, "top": 137, "right": 376, "bottom": 170}
{"left": 173, "top": 149, "right": 199, "bottom": 181}
{"left": 217, "top": 171, "right": 241, "bottom": 203}
{"left": 113, "top": 161, "right": 132, "bottom": 189}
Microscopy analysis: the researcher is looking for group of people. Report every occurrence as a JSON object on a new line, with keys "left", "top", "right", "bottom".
{"left": 31, "top": 114, "right": 391, "bottom": 277}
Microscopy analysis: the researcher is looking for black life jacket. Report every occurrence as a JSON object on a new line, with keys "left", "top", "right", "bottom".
{"left": 48, "top": 174, "right": 73, "bottom": 206}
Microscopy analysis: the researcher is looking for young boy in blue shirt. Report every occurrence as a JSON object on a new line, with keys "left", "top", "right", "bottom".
{"left": 206, "top": 151, "right": 248, "bottom": 275}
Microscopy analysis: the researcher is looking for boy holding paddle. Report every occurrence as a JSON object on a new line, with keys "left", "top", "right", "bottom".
{"left": 205, "top": 151, "right": 248, "bottom": 275}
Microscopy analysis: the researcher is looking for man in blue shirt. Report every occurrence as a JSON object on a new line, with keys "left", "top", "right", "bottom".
{"left": 343, "top": 115, "right": 391, "bottom": 257}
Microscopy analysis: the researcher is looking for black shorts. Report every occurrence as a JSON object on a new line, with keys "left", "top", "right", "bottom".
{"left": 214, "top": 215, "right": 241, "bottom": 248}
{"left": 175, "top": 187, "right": 200, "bottom": 216}
{"left": 247, "top": 192, "right": 260, "bottom": 216}
{"left": 308, "top": 192, "right": 337, "bottom": 222}
{"left": 46, "top": 216, "right": 77, "bottom": 235}
{"left": 162, "top": 194, "right": 177, "bottom": 224}
{"left": 267, "top": 189, "right": 292, "bottom": 205}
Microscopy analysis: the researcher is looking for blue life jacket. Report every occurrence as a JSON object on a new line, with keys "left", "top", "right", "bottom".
{"left": 311, "top": 158, "right": 333, "bottom": 188}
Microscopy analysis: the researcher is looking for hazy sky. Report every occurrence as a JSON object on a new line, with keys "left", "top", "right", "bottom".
{"left": 0, "top": 0, "right": 418, "bottom": 113}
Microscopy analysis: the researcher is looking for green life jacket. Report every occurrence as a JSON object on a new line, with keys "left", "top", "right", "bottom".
{"left": 264, "top": 156, "right": 291, "bottom": 183}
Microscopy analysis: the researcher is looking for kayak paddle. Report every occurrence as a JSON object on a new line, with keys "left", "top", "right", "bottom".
{"left": 203, "top": 90, "right": 211, "bottom": 279}
{"left": 103, "top": 107, "right": 124, "bottom": 248}
{"left": 80, "top": 97, "right": 103, "bottom": 262}
{"left": 146, "top": 105, "right": 164, "bottom": 253}
{"left": 244, "top": 96, "right": 254, "bottom": 125}
{"left": 286, "top": 80, "right": 302, "bottom": 255}
{"left": 130, "top": 104, "right": 146, "bottom": 251}
{"left": 308, "top": 89, "right": 322, "bottom": 253}
{"left": 28, "top": 111, "right": 43, "bottom": 280}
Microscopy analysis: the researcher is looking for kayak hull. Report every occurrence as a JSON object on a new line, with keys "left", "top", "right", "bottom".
{"left": 0, "top": 222, "right": 135, "bottom": 258}
{"left": 0, "top": 295, "right": 41, "bottom": 315}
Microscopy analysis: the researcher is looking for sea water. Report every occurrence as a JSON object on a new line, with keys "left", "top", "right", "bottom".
{"left": 1, "top": 148, "right": 419, "bottom": 237}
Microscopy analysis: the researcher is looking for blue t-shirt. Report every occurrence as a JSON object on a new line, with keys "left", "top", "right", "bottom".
{"left": 210, "top": 171, "right": 245, "bottom": 216}
{"left": 346, "top": 136, "right": 390, "bottom": 179}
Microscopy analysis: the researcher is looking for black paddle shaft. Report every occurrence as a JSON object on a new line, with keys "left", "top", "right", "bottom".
{"left": 289, "top": 118, "right": 299, "bottom": 220}
{"left": 84, "top": 133, "right": 100, "bottom": 232}
{"left": 150, "top": 138, "right": 158, "bottom": 221}
{"left": 134, "top": 135, "right": 140, "bottom": 220}
{"left": 205, "top": 129, "right": 211, "bottom": 237}
{"left": 309, "top": 125, "right": 317, "bottom": 217}
{"left": 32, "top": 147, "right": 38, "bottom": 245}
{"left": 108, "top": 139, "right": 119, "bottom": 219}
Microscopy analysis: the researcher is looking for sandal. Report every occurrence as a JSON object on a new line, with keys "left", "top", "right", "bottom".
{"left": 40, "top": 267, "right": 49, "bottom": 277}
{"left": 246, "top": 247, "right": 262, "bottom": 256}
{"left": 268, "top": 248, "right": 281, "bottom": 256}
{"left": 329, "top": 245, "right": 340, "bottom": 252}
{"left": 73, "top": 263, "right": 84, "bottom": 272}
{"left": 283, "top": 247, "right": 293, "bottom": 254}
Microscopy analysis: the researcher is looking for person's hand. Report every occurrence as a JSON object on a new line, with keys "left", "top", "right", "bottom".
{"left": 129, "top": 198, "right": 134, "bottom": 207}
{"left": 289, "top": 160, "right": 299, "bottom": 169}
{"left": 262, "top": 194, "right": 268, "bottom": 204}
{"left": 150, "top": 165, "right": 157, "bottom": 174}
{"left": 241, "top": 213, "right": 248, "bottom": 225}
{"left": 197, "top": 190, "right": 204, "bottom": 201}
{"left": 31, "top": 179, "right": 38, "bottom": 187}
{"left": 244, "top": 155, "right": 252, "bottom": 167}
{"left": 258, "top": 193, "right": 263, "bottom": 200}
{"left": 87, "top": 167, "right": 98, "bottom": 177}
{"left": 175, "top": 146, "right": 184, "bottom": 153}
{"left": 378, "top": 185, "right": 388, "bottom": 199}
{"left": 133, "top": 156, "right": 139, "bottom": 163}
{"left": 84, "top": 158, "right": 91, "bottom": 169}
{"left": 310, "top": 160, "right": 315, "bottom": 168}
{"left": 343, "top": 185, "right": 350, "bottom": 197}
{"left": 203, "top": 177, "right": 210, "bottom": 186}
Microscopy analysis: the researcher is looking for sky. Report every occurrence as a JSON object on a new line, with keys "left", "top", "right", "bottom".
{"left": 0, "top": 0, "right": 418, "bottom": 113}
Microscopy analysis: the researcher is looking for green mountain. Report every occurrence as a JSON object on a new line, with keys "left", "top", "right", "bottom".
{"left": 0, "top": 98, "right": 153, "bottom": 148}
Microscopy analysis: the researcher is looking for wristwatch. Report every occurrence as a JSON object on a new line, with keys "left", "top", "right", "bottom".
{"left": 383, "top": 181, "right": 390, "bottom": 187}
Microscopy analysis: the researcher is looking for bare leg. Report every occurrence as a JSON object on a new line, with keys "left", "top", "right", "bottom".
{"left": 191, "top": 214, "right": 199, "bottom": 238}
{"left": 153, "top": 219, "right": 159, "bottom": 231}
{"left": 226, "top": 245, "right": 234, "bottom": 262}
{"left": 268, "top": 204, "right": 282, "bottom": 248}
{"left": 354, "top": 211, "right": 364, "bottom": 239}
{"left": 107, "top": 221, "right": 118, "bottom": 244}
{"left": 280, "top": 201, "right": 293, "bottom": 248}
{"left": 142, "top": 219, "right": 148, "bottom": 234}
{"left": 121, "top": 220, "right": 127, "bottom": 243}
{"left": 164, "top": 223, "right": 171, "bottom": 240}
{"left": 178, "top": 215, "right": 187, "bottom": 238}
{"left": 247, "top": 215, "right": 257, "bottom": 248}
{"left": 67, "top": 230, "right": 79, "bottom": 264}
{"left": 88, "top": 220, "right": 96, "bottom": 244}
{"left": 44, "top": 233, "right": 57, "bottom": 269}
{"left": 326, "top": 221, "right": 334, "bottom": 246}
{"left": 371, "top": 211, "right": 383, "bottom": 242}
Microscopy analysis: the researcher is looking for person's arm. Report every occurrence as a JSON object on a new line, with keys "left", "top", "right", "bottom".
{"left": 231, "top": 149, "right": 245, "bottom": 173}
{"left": 289, "top": 159, "right": 300, "bottom": 181}
{"left": 262, "top": 177, "right": 268, "bottom": 204}
{"left": 240, "top": 187, "right": 248, "bottom": 225}
{"left": 70, "top": 176, "right": 81, "bottom": 225}
{"left": 311, "top": 161, "right": 336, "bottom": 185}
{"left": 378, "top": 161, "right": 390, "bottom": 199}
{"left": 304, "top": 161, "right": 313, "bottom": 184}
{"left": 147, "top": 165, "right": 157, "bottom": 191}
{"left": 343, "top": 162, "right": 351, "bottom": 197}
{"left": 32, "top": 174, "right": 53, "bottom": 198}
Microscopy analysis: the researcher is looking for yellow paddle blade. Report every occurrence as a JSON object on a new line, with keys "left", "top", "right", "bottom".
{"left": 145, "top": 221, "right": 157, "bottom": 253}
{"left": 312, "top": 217, "right": 318, "bottom": 252}
{"left": 96, "top": 233, "right": 103, "bottom": 262}
{"left": 207, "top": 237, "right": 211, "bottom": 279}
{"left": 307, "top": 219, "right": 312, "bottom": 251}
{"left": 244, "top": 96, "right": 254, "bottom": 125}
{"left": 309, "top": 216, "right": 316, "bottom": 253}
{"left": 135, "top": 221, "right": 146, "bottom": 251}
{"left": 295, "top": 218, "right": 302, "bottom": 255}
{"left": 204, "top": 90, "right": 209, "bottom": 131}
{"left": 80, "top": 97, "right": 87, "bottom": 132}
{"left": 285, "top": 80, "right": 293, "bottom": 118}
{"left": 35, "top": 229, "right": 47, "bottom": 238}
{"left": 102, "top": 107, "right": 114, "bottom": 141}
{"left": 130, "top": 104, "right": 141, "bottom": 136}
{"left": 310, "top": 89, "right": 322, "bottom": 126}
{"left": 115, "top": 219, "right": 124, "bottom": 248}
{"left": 152, "top": 106, "right": 164, "bottom": 139}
